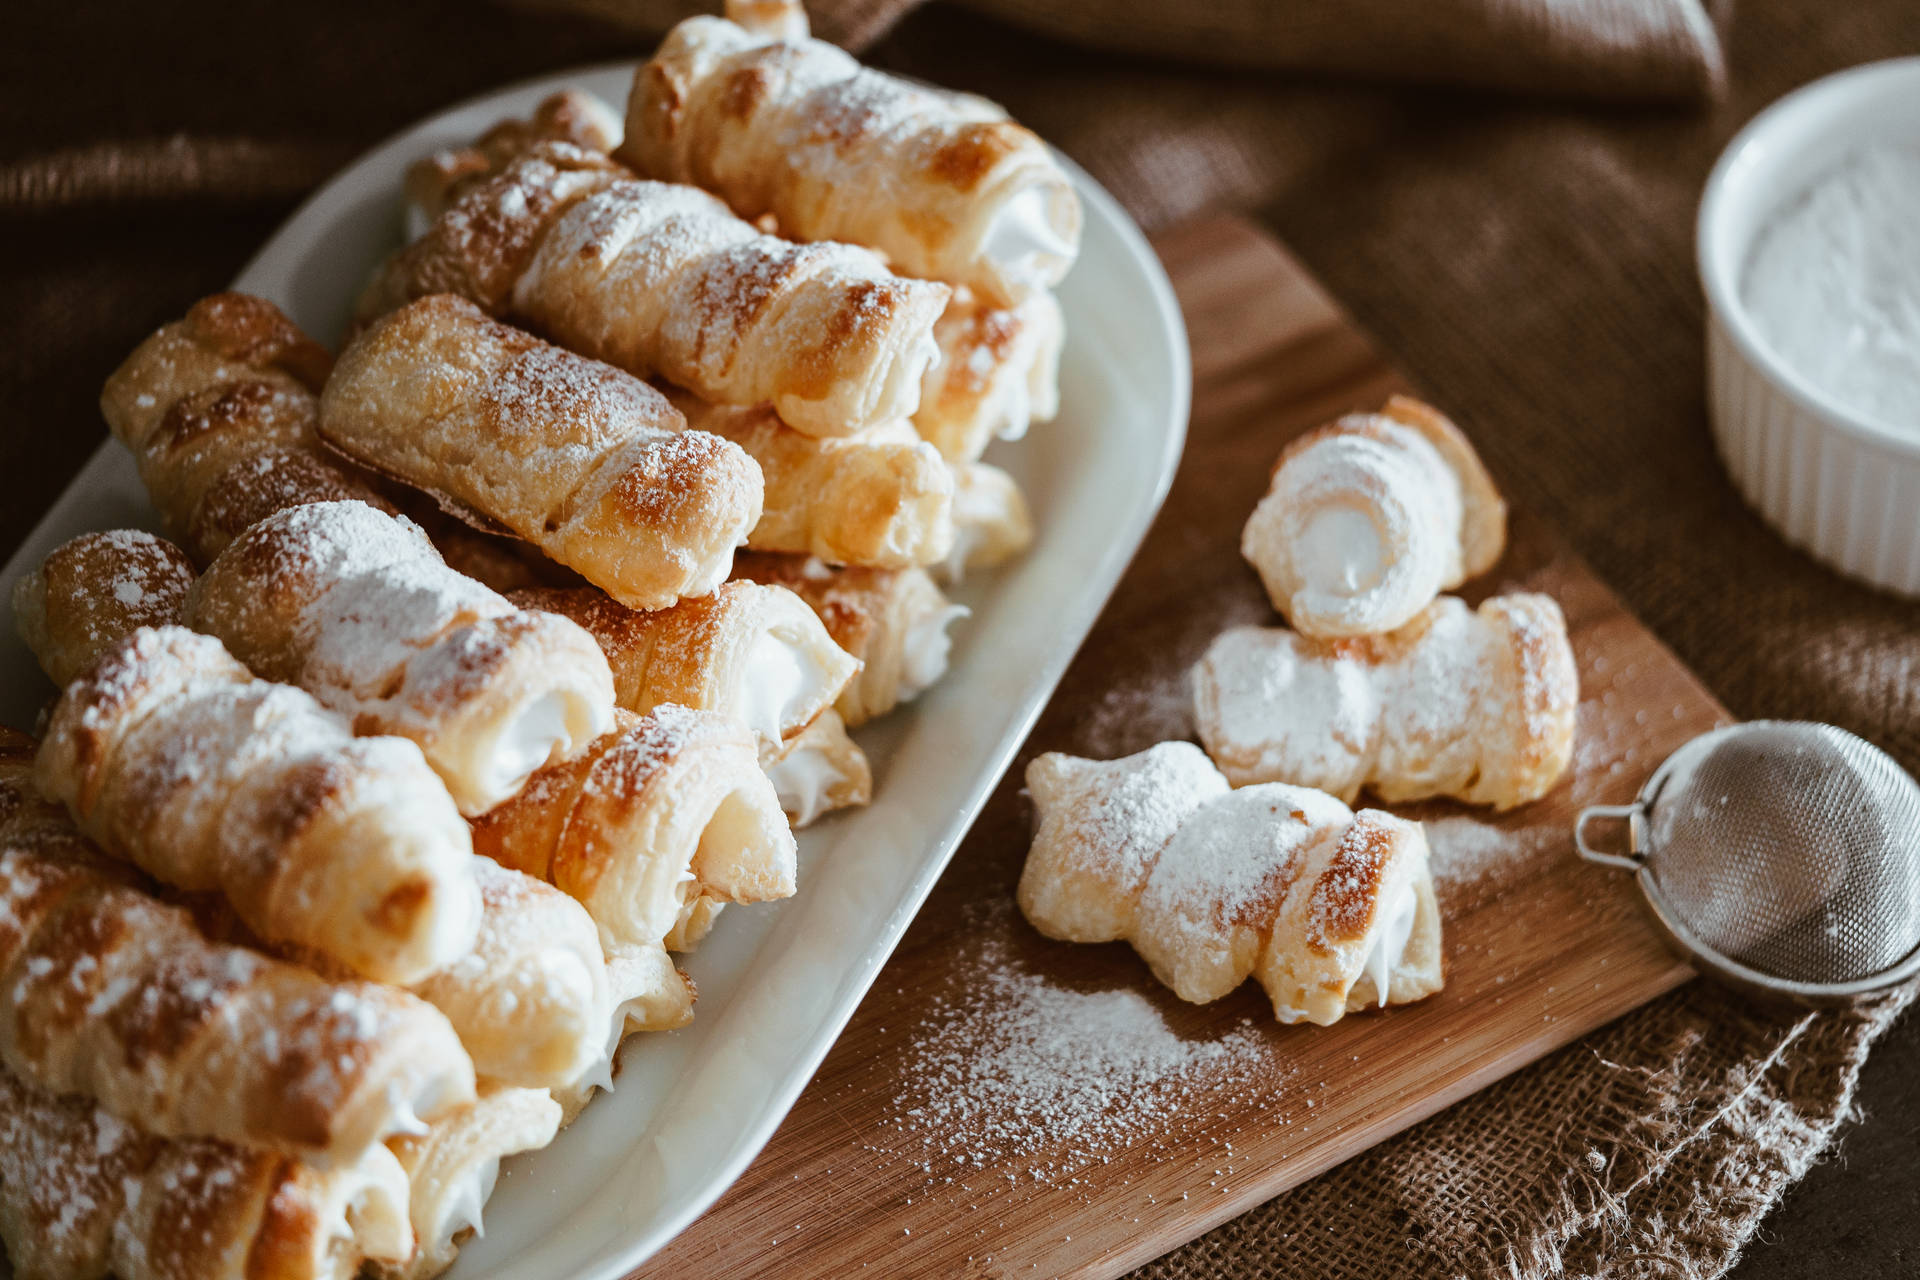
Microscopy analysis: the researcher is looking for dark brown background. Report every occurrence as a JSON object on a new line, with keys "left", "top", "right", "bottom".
{"left": 3, "top": 1, "right": 1917, "bottom": 1275}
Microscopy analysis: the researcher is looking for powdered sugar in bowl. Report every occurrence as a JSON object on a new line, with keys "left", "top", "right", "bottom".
{"left": 1697, "top": 57, "right": 1920, "bottom": 596}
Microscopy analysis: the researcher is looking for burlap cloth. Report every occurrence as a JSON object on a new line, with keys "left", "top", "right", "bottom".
{"left": 2, "top": 1, "right": 1916, "bottom": 1276}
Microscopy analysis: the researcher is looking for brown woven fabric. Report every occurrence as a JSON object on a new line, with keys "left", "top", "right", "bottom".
{"left": 0, "top": 2, "right": 1915, "bottom": 1278}
{"left": 503, "top": 0, "right": 1727, "bottom": 100}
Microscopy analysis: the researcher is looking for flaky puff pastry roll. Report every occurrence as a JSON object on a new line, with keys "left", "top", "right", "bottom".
{"left": 1242, "top": 396, "right": 1507, "bottom": 639}
{"left": 374, "top": 1083, "right": 563, "bottom": 1280}
{"left": 515, "top": 172, "right": 950, "bottom": 436}
{"left": 939, "top": 461, "right": 1033, "bottom": 584}
{"left": 188, "top": 500, "right": 616, "bottom": 816}
{"left": 1020, "top": 743, "right": 1443, "bottom": 1025}
{"left": 553, "top": 940, "right": 697, "bottom": 1126}
{"left": 0, "top": 843, "right": 475, "bottom": 1164}
{"left": 0, "top": 1070, "right": 414, "bottom": 1280}
{"left": 472, "top": 706, "right": 796, "bottom": 948}
{"left": 99, "top": 292, "right": 395, "bottom": 565}
{"left": 322, "top": 294, "right": 762, "bottom": 611}
{"left": 763, "top": 708, "right": 871, "bottom": 827}
{"left": 733, "top": 553, "right": 965, "bottom": 726}
{"left": 669, "top": 393, "right": 956, "bottom": 568}
{"left": 512, "top": 581, "right": 857, "bottom": 750}
{"left": 37, "top": 625, "right": 482, "bottom": 985}
{"left": 916, "top": 289, "right": 1064, "bottom": 463}
{"left": 12, "top": 530, "right": 196, "bottom": 689}
{"left": 404, "top": 88, "right": 624, "bottom": 238}
{"left": 1193, "top": 594, "right": 1578, "bottom": 810}
{"left": 619, "top": 0, "right": 1082, "bottom": 308}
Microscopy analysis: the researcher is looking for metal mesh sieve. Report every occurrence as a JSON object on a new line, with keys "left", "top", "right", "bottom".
{"left": 1576, "top": 721, "right": 1920, "bottom": 1004}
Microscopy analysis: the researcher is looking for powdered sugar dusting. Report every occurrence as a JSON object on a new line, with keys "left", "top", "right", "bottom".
{"left": 881, "top": 902, "right": 1280, "bottom": 1179}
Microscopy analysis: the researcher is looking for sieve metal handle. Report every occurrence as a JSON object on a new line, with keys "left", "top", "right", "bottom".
{"left": 1575, "top": 803, "right": 1647, "bottom": 871}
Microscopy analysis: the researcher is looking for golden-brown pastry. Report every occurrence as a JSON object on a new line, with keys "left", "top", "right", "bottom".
{"left": 98, "top": 292, "right": 395, "bottom": 565}
{"left": 669, "top": 392, "right": 956, "bottom": 568}
{"left": 0, "top": 842, "right": 475, "bottom": 1163}
{"left": 36, "top": 625, "right": 482, "bottom": 985}
{"left": 1241, "top": 396, "right": 1507, "bottom": 638}
{"left": 553, "top": 939, "right": 696, "bottom": 1126}
{"left": 404, "top": 88, "right": 624, "bottom": 237}
{"left": 472, "top": 706, "right": 796, "bottom": 948}
{"left": 12, "top": 530, "right": 197, "bottom": 688}
{"left": 939, "top": 461, "right": 1033, "bottom": 583}
{"left": 187, "top": 500, "right": 616, "bottom": 816}
{"left": 0, "top": 1069, "right": 415, "bottom": 1280}
{"left": 619, "top": 0, "right": 1082, "bottom": 307}
{"left": 762, "top": 708, "right": 871, "bottom": 827}
{"left": 915, "top": 289, "right": 1064, "bottom": 463}
{"left": 733, "top": 554, "right": 964, "bottom": 726}
{"left": 1191, "top": 594, "right": 1578, "bottom": 809}
{"left": 405, "top": 859, "right": 611, "bottom": 1091}
{"left": 375, "top": 1083, "right": 563, "bottom": 1280}
{"left": 1020, "top": 742, "right": 1444, "bottom": 1024}
{"left": 360, "top": 143, "right": 951, "bottom": 437}
{"left": 321, "top": 294, "right": 763, "bottom": 611}
{"left": 511, "top": 581, "right": 857, "bottom": 749}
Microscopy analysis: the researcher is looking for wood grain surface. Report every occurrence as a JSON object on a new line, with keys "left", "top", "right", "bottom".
{"left": 638, "top": 214, "right": 1722, "bottom": 1279}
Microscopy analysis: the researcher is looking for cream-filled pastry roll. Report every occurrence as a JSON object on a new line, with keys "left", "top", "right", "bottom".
{"left": 405, "top": 859, "right": 610, "bottom": 1091}
{"left": 36, "top": 625, "right": 482, "bottom": 985}
{"left": 1192, "top": 594, "right": 1578, "bottom": 810}
{"left": 733, "top": 553, "right": 964, "bottom": 726}
{"left": 375, "top": 1084, "right": 564, "bottom": 1280}
{"left": 1242, "top": 396, "right": 1507, "bottom": 639}
{"left": 763, "top": 708, "right": 871, "bottom": 827}
{"left": 99, "top": 291, "right": 397, "bottom": 565}
{"left": 472, "top": 706, "right": 796, "bottom": 949}
{"left": 0, "top": 1069, "right": 414, "bottom": 1280}
{"left": 12, "top": 529, "right": 197, "bottom": 689}
{"left": 359, "top": 144, "right": 951, "bottom": 437}
{"left": 619, "top": 0, "right": 1082, "bottom": 307}
{"left": 322, "top": 294, "right": 762, "bottom": 611}
{"left": 1020, "top": 742, "right": 1443, "bottom": 1024}
{"left": 938, "top": 461, "right": 1033, "bottom": 584}
{"left": 553, "top": 940, "right": 697, "bottom": 1126}
{"left": 511, "top": 581, "right": 857, "bottom": 750}
{"left": 915, "top": 289, "right": 1064, "bottom": 463}
{"left": 668, "top": 392, "right": 956, "bottom": 568}
{"left": 188, "top": 500, "right": 616, "bottom": 815}
{"left": 404, "top": 88, "right": 624, "bottom": 238}
{"left": 0, "top": 842, "right": 475, "bottom": 1162}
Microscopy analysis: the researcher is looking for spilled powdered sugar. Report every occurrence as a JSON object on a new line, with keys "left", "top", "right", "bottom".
{"left": 878, "top": 901, "right": 1280, "bottom": 1183}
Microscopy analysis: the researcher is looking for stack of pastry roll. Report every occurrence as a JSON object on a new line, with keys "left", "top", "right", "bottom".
{"left": 1192, "top": 395, "right": 1577, "bottom": 811}
{"left": 510, "top": 580, "right": 867, "bottom": 830}
{"left": 1019, "top": 742, "right": 1444, "bottom": 1023}
{"left": 355, "top": 143, "right": 952, "bottom": 437}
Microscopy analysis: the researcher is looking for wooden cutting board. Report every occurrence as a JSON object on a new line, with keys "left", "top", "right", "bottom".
{"left": 639, "top": 214, "right": 1721, "bottom": 1279}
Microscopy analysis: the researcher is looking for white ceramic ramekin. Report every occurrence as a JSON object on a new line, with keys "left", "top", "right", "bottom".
{"left": 1698, "top": 57, "right": 1920, "bottom": 597}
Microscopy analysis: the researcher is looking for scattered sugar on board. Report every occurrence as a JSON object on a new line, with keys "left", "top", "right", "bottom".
{"left": 879, "top": 902, "right": 1282, "bottom": 1192}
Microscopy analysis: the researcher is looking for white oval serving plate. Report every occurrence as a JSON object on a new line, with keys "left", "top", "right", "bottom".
{"left": 0, "top": 61, "right": 1189, "bottom": 1279}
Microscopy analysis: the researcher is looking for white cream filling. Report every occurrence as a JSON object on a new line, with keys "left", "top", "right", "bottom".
{"left": 766, "top": 744, "right": 845, "bottom": 826}
{"left": 1295, "top": 505, "right": 1389, "bottom": 597}
{"left": 384, "top": 1068, "right": 471, "bottom": 1143}
{"left": 983, "top": 184, "right": 1076, "bottom": 289}
{"left": 740, "top": 629, "right": 832, "bottom": 745}
{"left": 878, "top": 329, "right": 942, "bottom": 422}
{"left": 403, "top": 200, "right": 435, "bottom": 244}
{"left": 329, "top": 1145, "right": 412, "bottom": 1261}
{"left": 1356, "top": 876, "right": 1420, "bottom": 1009}
{"left": 437, "top": 1157, "right": 503, "bottom": 1247}
{"left": 481, "top": 691, "right": 571, "bottom": 798}
{"left": 938, "top": 526, "right": 985, "bottom": 586}
{"left": 898, "top": 603, "right": 969, "bottom": 701}
{"left": 989, "top": 362, "right": 1035, "bottom": 442}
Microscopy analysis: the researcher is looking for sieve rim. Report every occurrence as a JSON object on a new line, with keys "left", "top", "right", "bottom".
{"left": 1579, "top": 719, "right": 1920, "bottom": 1004}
